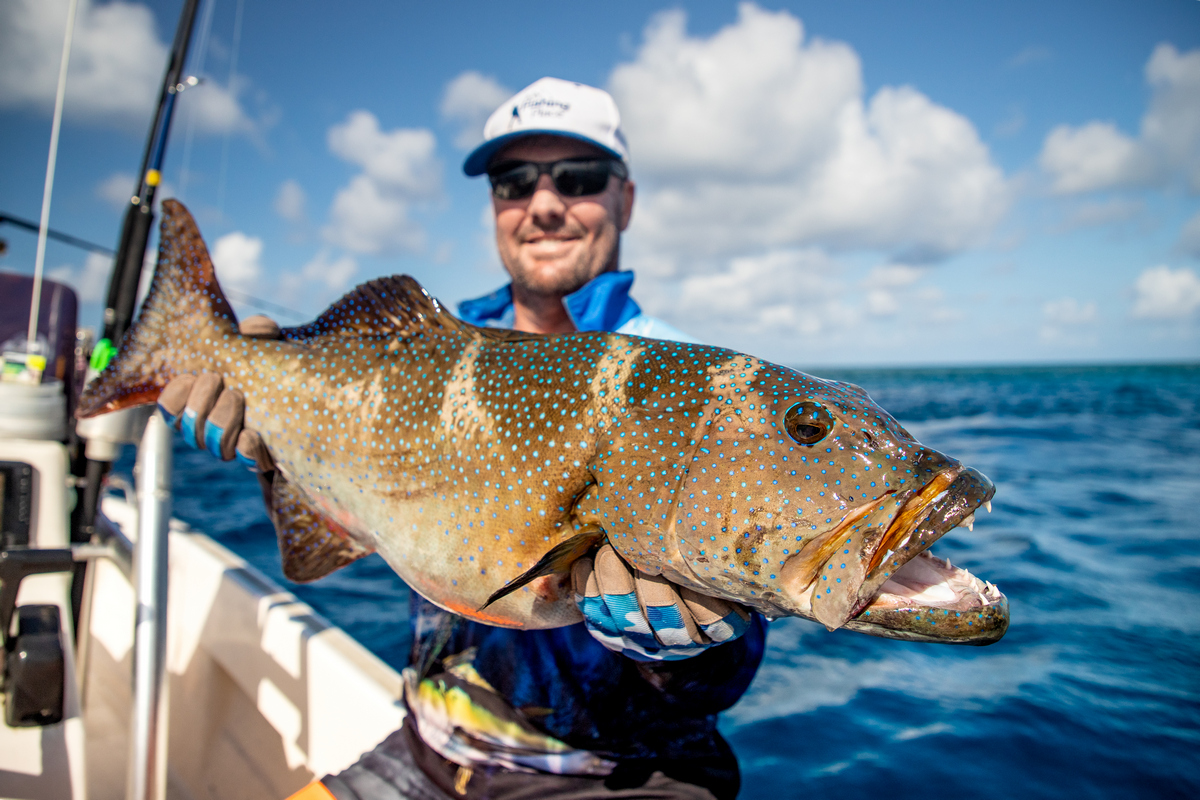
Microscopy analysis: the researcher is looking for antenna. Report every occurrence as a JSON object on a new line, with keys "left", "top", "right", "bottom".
{"left": 27, "top": 0, "right": 79, "bottom": 360}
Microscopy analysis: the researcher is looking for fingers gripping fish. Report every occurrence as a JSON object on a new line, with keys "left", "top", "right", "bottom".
{"left": 79, "top": 201, "right": 1008, "bottom": 645}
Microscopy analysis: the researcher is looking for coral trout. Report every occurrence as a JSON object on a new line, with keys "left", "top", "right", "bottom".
{"left": 80, "top": 201, "right": 1007, "bottom": 644}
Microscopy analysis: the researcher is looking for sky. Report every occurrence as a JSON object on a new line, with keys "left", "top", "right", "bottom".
{"left": 1, "top": 0, "right": 1198, "bottom": 368}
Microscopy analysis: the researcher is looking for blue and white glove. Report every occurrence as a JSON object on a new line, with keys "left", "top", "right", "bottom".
{"left": 156, "top": 314, "right": 278, "bottom": 471}
{"left": 572, "top": 544, "right": 751, "bottom": 662}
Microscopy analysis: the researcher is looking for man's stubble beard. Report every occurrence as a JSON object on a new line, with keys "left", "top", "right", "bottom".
{"left": 503, "top": 229, "right": 621, "bottom": 300}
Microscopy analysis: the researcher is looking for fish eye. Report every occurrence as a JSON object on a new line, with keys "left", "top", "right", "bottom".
{"left": 783, "top": 402, "right": 833, "bottom": 445}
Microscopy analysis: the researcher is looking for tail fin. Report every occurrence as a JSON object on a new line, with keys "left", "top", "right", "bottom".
{"left": 78, "top": 199, "right": 237, "bottom": 418}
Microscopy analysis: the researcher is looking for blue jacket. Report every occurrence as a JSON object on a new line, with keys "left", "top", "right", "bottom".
{"left": 458, "top": 270, "right": 701, "bottom": 344}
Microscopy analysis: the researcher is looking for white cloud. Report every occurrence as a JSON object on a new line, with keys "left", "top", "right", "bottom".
{"left": 1131, "top": 265, "right": 1200, "bottom": 319}
{"left": 611, "top": 4, "right": 1008, "bottom": 262}
{"left": 322, "top": 111, "right": 440, "bottom": 256}
{"left": 1055, "top": 198, "right": 1145, "bottom": 232}
{"left": 1043, "top": 297, "right": 1097, "bottom": 326}
{"left": 671, "top": 248, "right": 848, "bottom": 337}
{"left": 323, "top": 175, "right": 425, "bottom": 255}
{"left": 608, "top": 7, "right": 995, "bottom": 354}
{"left": 176, "top": 76, "right": 256, "bottom": 136}
{"left": 432, "top": 241, "right": 454, "bottom": 265}
{"left": 866, "top": 264, "right": 925, "bottom": 288}
{"left": 865, "top": 289, "right": 899, "bottom": 317}
{"left": 210, "top": 231, "right": 262, "bottom": 292}
{"left": 279, "top": 250, "right": 358, "bottom": 308}
{"left": 327, "top": 111, "right": 440, "bottom": 196}
{"left": 274, "top": 180, "right": 307, "bottom": 223}
{"left": 1007, "top": 46, "right": 1052, "bottom": 69}
{"left": 48, "top": 251, "right": 112, "bottom": 303}
{"left": 861, "top": 264, "right": 926, "bottom": 317}
{"left": 632, "top": 247, "right": 971, "bottom": 358}
{"left": 1040, "top": 44, "right": 1200, "bottom": 195}
{"left": 1178, "top": 210, "right": 1200, "bottom": 258}
{"left": 995, "top": 106, "right": 1026, "bottom": 138}
{"left": 0, "top": 0, "right": 256, "bottom": 133}
{"left": 0, "top": 0, "right": 162, "bottom": 124}
{"left": 1039, "top": 122, "right": 1155, "bottom": 194}
{"left": 302, "top": 250, "right": 357, "bottom": 291}
{"left": 97, "top": 172, "right": 136, "bottom": 209}
{"left": 1145, "top": 44, "right": 1200, "bottom": 192}
{"left": 441, "top": 71, "right": 511, "bottom": 149}
{"left": 1040, "top": 297, "right": 1097, "bottom": 342}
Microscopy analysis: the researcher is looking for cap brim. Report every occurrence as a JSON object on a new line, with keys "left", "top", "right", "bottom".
{"left": 462, "top": 130, "right": 625, "bottom": 176}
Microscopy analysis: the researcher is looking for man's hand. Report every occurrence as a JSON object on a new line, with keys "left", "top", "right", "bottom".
{"left": 572, "top": 544, "right": 751, "bottom": 662}
{"left": 156, "top": 314, "right": 279, "bottom": 472}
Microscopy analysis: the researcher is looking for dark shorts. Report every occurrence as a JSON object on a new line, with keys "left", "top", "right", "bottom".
{"left": 322, "top": 717, "right": 738, "bottom": 800}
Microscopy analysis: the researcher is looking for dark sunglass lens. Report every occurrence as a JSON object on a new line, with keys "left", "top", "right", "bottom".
{"left": 490, "top": 164, "right": 538, "bottom": 200}
{"left": 552, "top": 161, "right": 611, "bottom": 197}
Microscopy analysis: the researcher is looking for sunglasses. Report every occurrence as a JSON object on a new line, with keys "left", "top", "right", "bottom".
{"left": 487, "top": 157, "right": 628, "bottom": 201}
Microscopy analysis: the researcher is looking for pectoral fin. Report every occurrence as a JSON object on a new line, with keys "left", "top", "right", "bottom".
{"left": 480, "top": 526, "right": 607, "bottom": 610}
{"left": 270, "top": 474, "right": 374, "bottom": 582}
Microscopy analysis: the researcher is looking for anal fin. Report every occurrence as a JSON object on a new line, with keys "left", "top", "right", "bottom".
{"left": 271, "top": 474, "right": 374, "bottom": 582}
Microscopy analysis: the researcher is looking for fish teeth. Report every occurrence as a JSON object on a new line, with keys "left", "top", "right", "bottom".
{"left": 962, "top": 513, "right": 976, "bottom": 531}
{"left": 985, "top": 501, "right": 992, "bottom": 513}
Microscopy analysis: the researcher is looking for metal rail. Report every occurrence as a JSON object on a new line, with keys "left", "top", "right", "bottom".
{"left": 126, "top": 414, "right": 173, "bottom": 800}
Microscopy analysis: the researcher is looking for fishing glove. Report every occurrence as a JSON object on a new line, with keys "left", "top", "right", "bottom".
{"left": 156, "top": 314, "right": 279, "bottom": 472}
{"left": 572, "top": 544, "right": 752, "bottom": 661}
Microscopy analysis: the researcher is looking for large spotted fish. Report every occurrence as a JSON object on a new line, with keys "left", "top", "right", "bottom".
{"left": 80, "top": 201, "right": 1008, "bottom": 645}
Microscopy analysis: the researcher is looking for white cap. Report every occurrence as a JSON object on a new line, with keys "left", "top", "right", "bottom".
{"left": 462, "top": 77, "right": 629, "bottom": 176}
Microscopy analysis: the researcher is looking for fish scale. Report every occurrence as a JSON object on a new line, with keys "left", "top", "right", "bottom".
{"left": 80, "top": 200, "right": 1009, "bottom": 644}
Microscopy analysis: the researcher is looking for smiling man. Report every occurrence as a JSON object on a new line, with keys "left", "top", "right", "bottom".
{"left": 486, "top": 134, "right": 633, "bottom": 332}
{"left": 358, "top": 78, "right": 767, "bottom": 800}
{"left": 161, "top": 77, "right": 765, "bottom": 800}
{"left": 454, "top": 78, "right": 697, "bottom": 343}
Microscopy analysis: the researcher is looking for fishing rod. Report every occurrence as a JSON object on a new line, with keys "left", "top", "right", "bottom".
{"left": 80, "top": 0, "right": 202, "bottom": 563}
{"left": 0, "top": 211, "right": 115, "bottom": 256}
{"left": 1, "top": 212, "right": 307, "bottom": 320}
{"left": 99, "top": 0, "right": 203, "bottom": 361}
{"left": 80, "top": 0, "right": 203, "bottom": 548}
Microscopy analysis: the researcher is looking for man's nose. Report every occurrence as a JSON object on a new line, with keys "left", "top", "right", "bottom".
{"left": 526, "top": 174, "right": 567, "bottom": 223}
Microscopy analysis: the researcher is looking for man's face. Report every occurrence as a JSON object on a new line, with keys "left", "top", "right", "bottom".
{"left": 491, "top": 136, "right": 635, "bottom": 298}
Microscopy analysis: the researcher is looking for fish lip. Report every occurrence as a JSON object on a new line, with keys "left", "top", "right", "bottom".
{"left": 863, "top": 466, "right": 995, "bottom": 588}
{"left": 844, "top": 584, "right": 1009, "bottom": 645}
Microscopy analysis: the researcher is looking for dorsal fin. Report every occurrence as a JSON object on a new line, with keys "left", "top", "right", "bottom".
{"left": 473, "top": 326, "right": 546, "bottom": 343}
{"left": 282, "top": 275, "right": 465, "bottom": 345}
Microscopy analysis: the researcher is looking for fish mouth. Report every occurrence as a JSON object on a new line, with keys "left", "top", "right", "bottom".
{"left": 845, "top": 548, "right": 1008, "bottom": 644}
{"left": 779, "top": 464, "right": 1008, "bottom": 645}
{"left": 846, "top": 465, "right": 1007, "bottom": 644}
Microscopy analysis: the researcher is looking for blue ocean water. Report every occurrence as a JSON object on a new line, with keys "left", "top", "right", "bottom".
{"left": 153, "top": 364, "right": 1200, "bottom": 798}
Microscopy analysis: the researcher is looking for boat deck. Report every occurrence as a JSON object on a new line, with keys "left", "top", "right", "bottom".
{"left": 5, "top": 485, "right": 406, "bottom": 800}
